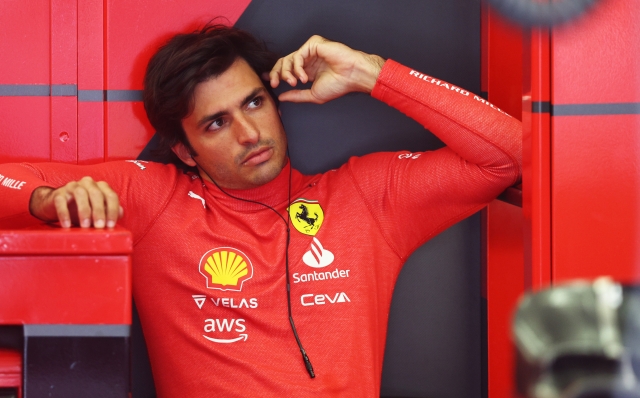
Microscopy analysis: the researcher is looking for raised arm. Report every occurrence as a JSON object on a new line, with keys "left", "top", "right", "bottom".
{"left": 269, "top": 35, "right": 520, "bottom": 178}
{"left": 268, "top": 35, "right": 384, "bottom": 103}
{"left": 271, "top": 36, "right": 522, "bottom": 257}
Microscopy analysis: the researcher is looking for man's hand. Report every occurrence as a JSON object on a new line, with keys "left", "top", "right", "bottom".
{"left": 29, "top": 177, "right": 122, "bottom": 229}
{"left": 269, "top": 35, "right": 385, "bottom": 104}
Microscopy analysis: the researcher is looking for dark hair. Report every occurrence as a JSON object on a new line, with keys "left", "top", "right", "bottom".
{"left": 143, "top": 24, "right": 280, "bottom": 158}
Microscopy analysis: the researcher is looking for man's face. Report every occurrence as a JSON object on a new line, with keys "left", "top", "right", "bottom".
{"left": 176, "top": 58, "right": 287, "bottom": 190}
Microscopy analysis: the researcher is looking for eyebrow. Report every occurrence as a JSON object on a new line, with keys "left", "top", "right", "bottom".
{"left": 196, "top": 87, "right": 266, "bottom": 128}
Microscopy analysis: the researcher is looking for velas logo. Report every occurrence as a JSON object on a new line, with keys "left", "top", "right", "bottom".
{"left": 288, "top": 199, "right": 324, "bottom": 236}
{"left": 199, "top": 247, "right": 253, "bottom": 292}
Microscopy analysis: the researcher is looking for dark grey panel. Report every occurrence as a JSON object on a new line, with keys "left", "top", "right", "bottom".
{"left": 235, "top": 1, "right": 483, "bottom": 397}
{"left": 382, "top": 215, "right": 482, "bottom": 398}
{"left": 24, "top": 334, "right": 129, "bottom": 397}
{"left": 237, "top": 0, "right": 480, "bottom": 175}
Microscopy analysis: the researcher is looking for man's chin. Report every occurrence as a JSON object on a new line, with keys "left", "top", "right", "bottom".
{"left": 234, "top": 160, "right": 281, "bottom": 189}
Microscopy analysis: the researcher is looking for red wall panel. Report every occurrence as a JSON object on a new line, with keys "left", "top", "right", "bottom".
{"left": 50, "top": 0, "right": 78, "bottom": 163}
{"left": 552, "top": 0, "right": 640, "bottom": 104}
{"left": 485, "top": 201, "right": 525, "bottom": 398}
{"left": 0, "top": 0, "right": 252, "bottom": 164}
{"left": 552, "top": 115, "right": 640, "bottom": 283}
{"left": 0, "top": 0, "right": 52, "bottom": 163}
{"left": 551, "top": 0, "right": 640, "bottom": 285}
{"left": 484, "top": 8, "right": 525, "bottom": 398}
{"left": 487, "top": 9, "right": 523, "bottom": 120}
{"left": 105, "top": 0, "right": 251, "bottom": 90}
{"left": 78, "top": 0, "right": 106, "bottom": 164}
{"left": 105, "top": 102, "right": 154, "bottom": 160}
{"left": 0, "top": 98, "right": 51, "bottom": 163}
{"left": 0, "top": 0, "right": 51, "bottom": 84}
{"left": 103, "top": 0, "right": 252, "bottom": 161}
{"left": 522, "top": 29, "right": 551, "bottom": 290}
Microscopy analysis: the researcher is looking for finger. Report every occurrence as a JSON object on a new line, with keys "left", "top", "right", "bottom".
{"left": 53, "top": 190, "right": 72, "bottom": 228}
{"left": 278, "top": 89, "right": 322, "bottom": 104}
{"left": 292, "top": 52, "right": 308, "bottom": 84}
{"left": 280, "top": 56, "right": 298, "bottom": 87}
{"left": 97, "top": 181, "right": 120, "bottom": 228}
{"left": 71, "top": 185, "right": 92, "bottom": 228}
{"left": 269, "top": 58, "right": 283, "bottom": 88}
{"left": 86, "top": 183, "right": 107, "bottom": 229}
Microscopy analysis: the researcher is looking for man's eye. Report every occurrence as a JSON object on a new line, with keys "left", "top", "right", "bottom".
{"left": 248, "top": 97, "right": 263, "bottom": 109}
{"left": 207, "top": 119, "right": 224, "bottom": 131}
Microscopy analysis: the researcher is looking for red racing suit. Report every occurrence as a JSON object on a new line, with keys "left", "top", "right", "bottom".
{"left": 0, "top": 60, "right": 521, "bottom": 397}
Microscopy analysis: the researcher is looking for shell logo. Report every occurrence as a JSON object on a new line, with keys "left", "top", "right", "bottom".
{"left": 198, "top": 247, "right": 253, "bottom": 291}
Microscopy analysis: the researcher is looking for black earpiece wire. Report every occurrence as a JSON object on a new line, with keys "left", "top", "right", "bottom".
{"left": 192, "top": 151, "right": 315, "bottom": 378}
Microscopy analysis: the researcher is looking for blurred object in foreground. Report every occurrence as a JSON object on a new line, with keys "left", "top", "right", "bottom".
{"left": 484, "top": 0, "right": 602, "bottom": 27}
{"left": 514, "top": 277, "right": 640, "bottom": 398}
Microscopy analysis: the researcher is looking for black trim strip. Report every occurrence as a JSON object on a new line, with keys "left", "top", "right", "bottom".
{"left": 106, "top": 90, "right": 143, "bottom": 102}
{"left": 532, "top": 101, "right": 550, "bottom": 113}
{"left": 78, "top": 90, "right": 105, "bottom": 102}
{"left": 51, "top": 84, "right": 78, "bottom": 96}
{"left": 24, "top": 324, "right": 130, "bottom": 337}
{"left": 0, "top": 84, "right": 49, "bottom": 96}
{"left": 552, "top": 103, "right": 640, "bottom": 116}
{"left": 0, "top": 85, "right": 143, "bottom": 101}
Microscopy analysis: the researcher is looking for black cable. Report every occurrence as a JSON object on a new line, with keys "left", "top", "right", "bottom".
{"left": 193, "top": 154, "right": 315, "bottom": 379}
{"left": 484, "top": 0, "right": 601, "bottom": 27}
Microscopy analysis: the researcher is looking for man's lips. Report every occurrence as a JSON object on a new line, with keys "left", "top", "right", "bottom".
{"left": 241, "top": 147, "right": 274, "bottom": 166}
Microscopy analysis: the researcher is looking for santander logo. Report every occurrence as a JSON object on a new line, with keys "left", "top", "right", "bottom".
{"left": 302, "top": 237, "right": 334, "bottom": 268}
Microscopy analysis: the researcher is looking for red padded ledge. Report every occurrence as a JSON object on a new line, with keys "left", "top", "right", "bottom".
{"left": 0, "top": 224, "right": 132, "bottom": 255}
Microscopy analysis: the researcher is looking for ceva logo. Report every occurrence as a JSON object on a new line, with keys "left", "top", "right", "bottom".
{"left": 301, "top": 292, "right": 351, "bottom": 306}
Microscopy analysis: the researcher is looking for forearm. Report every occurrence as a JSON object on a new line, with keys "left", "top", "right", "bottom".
{"left": 0, "top": 163, "right": 52, "bottom": 227}
{"left": 0, "top": 161, "right": 125, "bottom": 229}
{"left": 371, "top": 60, "right": 522, "bottom": 185}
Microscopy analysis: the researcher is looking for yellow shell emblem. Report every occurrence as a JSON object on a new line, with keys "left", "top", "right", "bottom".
{"left": 288, "top": 199, "right": 324, "bottom": 236}
{"left": 198, "top": 248, "right": 253, "bottom": 291}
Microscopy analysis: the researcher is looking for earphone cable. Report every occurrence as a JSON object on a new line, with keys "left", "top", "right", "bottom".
{"left": 194, "top": 154, "right": 315, "bottom": 378}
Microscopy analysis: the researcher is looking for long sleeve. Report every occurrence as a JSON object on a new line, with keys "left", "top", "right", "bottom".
{"left": 347, "top": 59, "right": 522, "bottom": 258}
{"left": 0, "top": 160, "right": 177, "bottom": 241}
{"left": 0, "top": 163, "right": 52, "bottom": 227}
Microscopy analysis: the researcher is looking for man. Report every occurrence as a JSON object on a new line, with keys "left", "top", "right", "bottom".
{"left": 0, "top": 25, "right": 521, "bottom": 397}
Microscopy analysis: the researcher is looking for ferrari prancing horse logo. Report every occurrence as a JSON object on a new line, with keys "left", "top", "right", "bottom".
{"left": 288, "top": 199, "right": 324, "bottom": 236}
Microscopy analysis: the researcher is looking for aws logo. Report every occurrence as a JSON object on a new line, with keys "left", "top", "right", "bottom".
{"left": 288, "top": 199, "right": 324, "bottom": 236}
{"left": 203, "top": 318, "right": 248, "bottom": 344}
{"left": 199, "top": 247, "right": 253, "bottom": 292}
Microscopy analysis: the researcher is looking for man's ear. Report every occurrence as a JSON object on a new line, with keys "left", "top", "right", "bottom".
{"left": 171, "top": 142, "right": 197, "bottom": 167}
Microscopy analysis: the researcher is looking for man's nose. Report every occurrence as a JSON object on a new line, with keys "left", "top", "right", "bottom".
{"left": 234, "top": 115, "right": 260, "bottom": 145}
